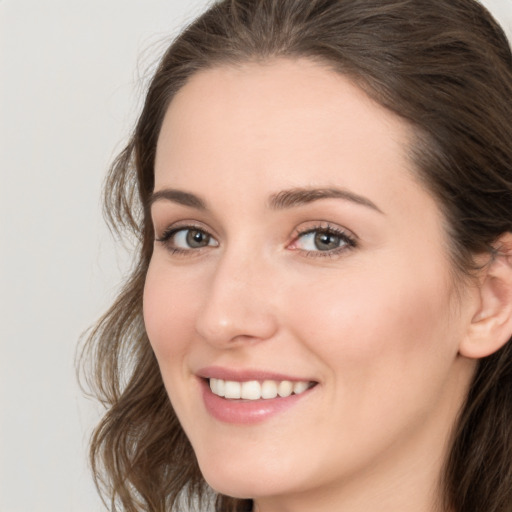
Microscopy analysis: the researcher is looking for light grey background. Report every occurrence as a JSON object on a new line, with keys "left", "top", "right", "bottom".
{"left": 1, "top": 1, "right": 511, "bottom": 511}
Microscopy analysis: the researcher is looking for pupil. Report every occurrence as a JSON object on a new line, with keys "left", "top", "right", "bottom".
{"left": 187, "top": 229, "right": 209, "bottom": 248}
{"left": 314, "top": 232, "right": 339, "bottom": 251}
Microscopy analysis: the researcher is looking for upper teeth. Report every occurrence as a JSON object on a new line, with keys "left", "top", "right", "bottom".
{"left": 209, "top": 378, "right": 312, "bottom": 400}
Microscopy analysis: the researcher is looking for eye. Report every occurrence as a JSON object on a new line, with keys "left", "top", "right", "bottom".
{"left": 289, "top": 224, "right": 356, "bottom": 256}
{"left": 174, "top": 228, "right": 215, "bottom": 249}
{"left": 156, "top": 226, "right": 219, "bottom": 253}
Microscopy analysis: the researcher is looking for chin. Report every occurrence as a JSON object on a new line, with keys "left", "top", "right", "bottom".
{"left": 202, "top": 471, "right": 256, "bottom": 499}
{"left": 198, "top": 459, "right": 296, "bottom": 501}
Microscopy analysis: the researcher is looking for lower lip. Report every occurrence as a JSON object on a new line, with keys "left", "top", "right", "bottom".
{"left": 200, "top": 379, "right": 314, "bottom": 424}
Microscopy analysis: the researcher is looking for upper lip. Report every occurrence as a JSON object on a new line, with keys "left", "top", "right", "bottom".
{"left": 196, "top": 366, "right": 317, "bottom": 383}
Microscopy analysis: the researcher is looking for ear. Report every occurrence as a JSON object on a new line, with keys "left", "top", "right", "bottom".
{"left": 459, "top": 233, "right": 512, "bottom": 359}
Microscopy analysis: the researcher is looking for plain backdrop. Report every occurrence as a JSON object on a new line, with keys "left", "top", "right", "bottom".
{"left": 1, "top": 1, "right": 511, "bottom": 511}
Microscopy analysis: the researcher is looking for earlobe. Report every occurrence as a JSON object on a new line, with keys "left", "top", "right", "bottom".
{"left": 459, "top": 233, "right": 512, "bottom": 359}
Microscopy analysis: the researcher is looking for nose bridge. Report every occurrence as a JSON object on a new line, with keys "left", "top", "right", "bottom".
{"left": 195, "top": 242, "right": 278, "bottom": 346}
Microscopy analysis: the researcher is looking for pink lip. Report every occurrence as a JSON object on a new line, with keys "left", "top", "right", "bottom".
{"left": 196, "top": 365, "right": 313, "bottom": 382}
{"left": 196, "top": 366, "right": 317, "bottom": 425}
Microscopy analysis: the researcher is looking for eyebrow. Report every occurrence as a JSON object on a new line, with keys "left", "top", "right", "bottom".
{"left": 150, "top": 189, "right": 207, "bottom": 210}
{"left": 268, "top": 187, "right": 383, "bottom": 213}
{"left": 149, "top": 186, "right": 383, "bottom": 214}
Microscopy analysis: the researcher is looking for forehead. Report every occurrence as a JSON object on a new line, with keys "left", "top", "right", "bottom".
{"left": 154, "top": 58, "right": 422, "bottom": 211}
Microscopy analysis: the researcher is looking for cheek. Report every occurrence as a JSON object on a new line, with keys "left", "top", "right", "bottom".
{"left": 143, "top": 260, "right": 199, "bottom": 361}
{"left": 286, "top": 261, "right": 458, "bottom": 396}
{"left": 281, "top": 263, "right": 462, "bottom": 469}
{"left": 290, "top": 273, "right": 445, "bottom": 347}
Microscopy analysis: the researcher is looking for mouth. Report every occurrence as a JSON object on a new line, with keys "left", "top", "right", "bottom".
{"left": 198, "top": 370, "right": 318, "bottom": 424}
{"left": 207, "top": 378, "right": 317, "bottom": 400}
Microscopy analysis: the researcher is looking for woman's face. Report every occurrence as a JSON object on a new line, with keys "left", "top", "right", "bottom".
{"left": 144, "top": 59, "right": 477, "bottom": 510}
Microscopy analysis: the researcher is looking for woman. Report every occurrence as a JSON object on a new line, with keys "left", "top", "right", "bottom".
{"left": 82, "top": 1, "right": 512, "bottom": 511}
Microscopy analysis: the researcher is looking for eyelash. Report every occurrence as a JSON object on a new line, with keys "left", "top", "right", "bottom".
{"left": 155, "top": 222, "right": 357, "bottom": 258}
{"left": 290, "top": 223, "right": 357, "bottom": 258}
{"left": 156, "top": 223, "right": 216, "bottom": 255}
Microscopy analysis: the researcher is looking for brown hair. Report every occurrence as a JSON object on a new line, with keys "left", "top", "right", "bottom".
{"left": 80, "top": 1, "right": 512, "bottom": 511}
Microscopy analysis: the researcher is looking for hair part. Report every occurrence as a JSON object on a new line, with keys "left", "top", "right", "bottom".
{"left": 80, "top": 1, "right": 512, "bottom": 511}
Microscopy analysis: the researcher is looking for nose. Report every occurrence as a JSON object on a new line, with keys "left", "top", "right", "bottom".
{"left": 194, "top": 250, "right": 279, "bottom": 348}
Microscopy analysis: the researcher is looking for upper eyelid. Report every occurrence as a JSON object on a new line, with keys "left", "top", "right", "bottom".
{"left": 155, "top": 220, "right": 353, "bottom": 235}
{"left": 155, "top": 220, "right": 216, "bottom": 237}
{"left": 292, "top": 222, "right": 357, "bottom": 240}
{"left": 298, "top": 226, "right": 350, "bottom": 236}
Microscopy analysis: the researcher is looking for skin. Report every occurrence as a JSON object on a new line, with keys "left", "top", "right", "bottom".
{"left": 143, "top": 59, "right": 479, "bottom": 512}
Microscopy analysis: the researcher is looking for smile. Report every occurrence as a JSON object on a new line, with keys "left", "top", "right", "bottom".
{"left": 209, "top": 378, "right": 314, "bottom": 400}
